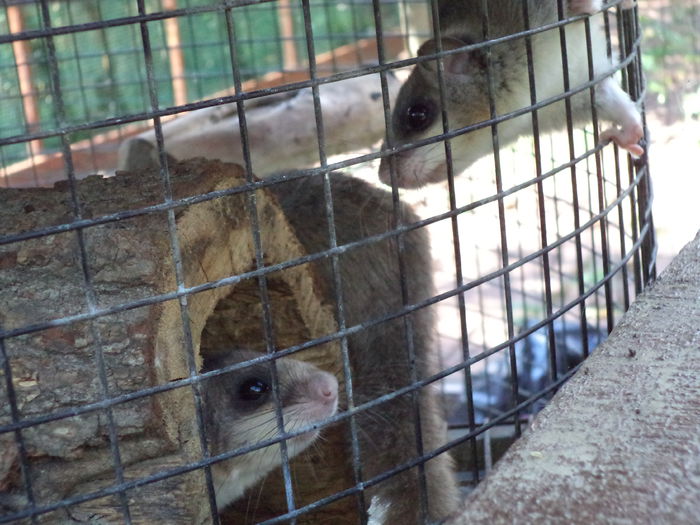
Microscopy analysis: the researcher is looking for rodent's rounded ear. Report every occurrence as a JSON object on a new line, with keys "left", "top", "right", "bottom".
{"left": 417, "top": 37, "right": 475, "bottom": 76}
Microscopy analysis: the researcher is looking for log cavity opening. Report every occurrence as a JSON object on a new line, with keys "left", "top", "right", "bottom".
{"left": 199, "top": 275, "right": 312, "bottom": 363}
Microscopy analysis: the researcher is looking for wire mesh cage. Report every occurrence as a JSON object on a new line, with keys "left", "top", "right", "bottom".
{"left": 1, "top": 0, "right": 656, "bottom": 523}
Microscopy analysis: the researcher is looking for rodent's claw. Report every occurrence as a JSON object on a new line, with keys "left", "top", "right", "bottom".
{"left": 625, "top": 143, "right": 645, "bottom": 158}
{"left": 600, "top": 123, "right": 644, "bottom": 157}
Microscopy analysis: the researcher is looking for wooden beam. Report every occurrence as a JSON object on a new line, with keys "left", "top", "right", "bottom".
{"left": 448, "top": 231, "right": 700, "bottom": 524}
{"left": 277, "top": 0, "right": 298, "bottom": 70}
{"left": 162, "top": 0, "right": 188, "bottom": 106}
{"left": 7, "top": 4, "right": 42, "bottom": 156}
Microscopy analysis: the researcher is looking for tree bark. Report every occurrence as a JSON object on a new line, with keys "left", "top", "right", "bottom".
{"left": 0, "top": 159, "right": 345, "bottom": 523}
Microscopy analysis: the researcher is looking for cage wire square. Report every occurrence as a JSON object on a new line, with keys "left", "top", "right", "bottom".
{"left": 0, "top": 0, "right": 655, "bottom": 523}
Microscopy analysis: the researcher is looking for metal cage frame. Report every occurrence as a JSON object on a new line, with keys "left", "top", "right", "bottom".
{"left": 0, "top": 1, "right": 655, "bottom": 523}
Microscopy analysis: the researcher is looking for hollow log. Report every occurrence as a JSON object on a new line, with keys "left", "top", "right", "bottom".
{"left": 1, "top": 157, "right": 455, "bottom": 523}
{"left": 0, "top": 159, "right": 350, "bottom": 523}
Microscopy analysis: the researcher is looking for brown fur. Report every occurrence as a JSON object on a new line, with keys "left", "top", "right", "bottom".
{"left": 270, "top": 173, "right": 459, "bottom": 523}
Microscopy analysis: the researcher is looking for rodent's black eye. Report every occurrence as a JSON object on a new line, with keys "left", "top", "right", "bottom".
{"left": 238, "top": 377, "right": 270, "bottom": 402}
{"left": 405, "top": 101, "right": 435, "bottom": 132}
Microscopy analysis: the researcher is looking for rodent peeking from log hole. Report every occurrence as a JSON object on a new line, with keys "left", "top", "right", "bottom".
{"left": 200, "top": 172, "right": 458, "bottom": 523}
{"left": 201, "top": 349, "right": 338, "bottom": 511}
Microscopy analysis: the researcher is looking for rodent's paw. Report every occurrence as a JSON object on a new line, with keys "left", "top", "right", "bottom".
{"left": 600, "top": 123, "right": 644, "bottom": 157}
{"left": 620, "top": 0, "right": 637, "bottom": 9}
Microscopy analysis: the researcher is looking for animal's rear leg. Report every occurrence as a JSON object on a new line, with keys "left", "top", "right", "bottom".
{"left": 596, "top": 77, "right": 644, "bottom": 157}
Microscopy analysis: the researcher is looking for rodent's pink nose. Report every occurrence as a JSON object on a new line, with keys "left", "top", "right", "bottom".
{"left": 310, "top": 373, "right": 338, "bottom": 404}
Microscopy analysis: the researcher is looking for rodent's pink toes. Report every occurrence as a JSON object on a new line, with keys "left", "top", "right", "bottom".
{"left": 600, "top": 124, "right": 644, "bottom": 158}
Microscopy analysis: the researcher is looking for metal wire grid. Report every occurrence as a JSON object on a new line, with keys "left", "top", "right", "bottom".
{"left": 0, "top": 0, "right": 655, "bottom": 523}
{"left": 0, "top": 0, "right": 415, "bottom": 168}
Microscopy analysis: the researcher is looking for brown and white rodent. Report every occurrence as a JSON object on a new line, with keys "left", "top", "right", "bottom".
{"left": 379, "top": 0, "right": 643, "bottom": 188}
{"left": 201, "top": 349, "right": 338, "bottom": 511}
{"left": 268, "top": 173, "right": 459, "bottom": 524}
